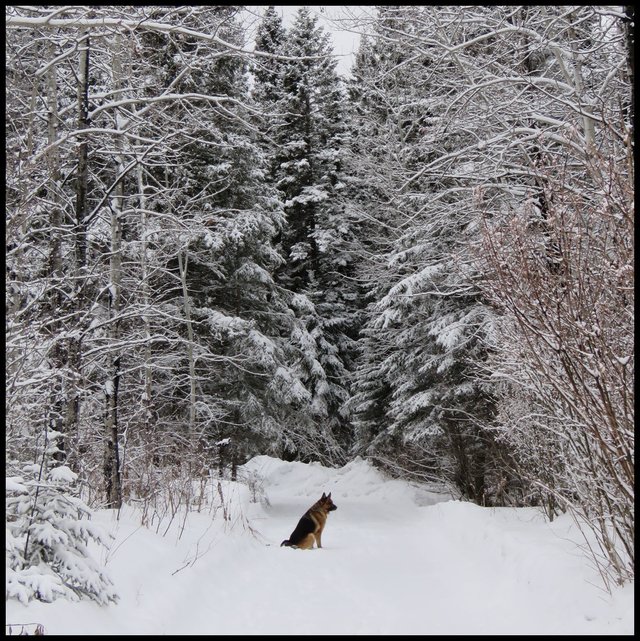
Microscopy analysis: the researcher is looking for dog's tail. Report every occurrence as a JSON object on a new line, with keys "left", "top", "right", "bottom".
{"left": 280, "top": 539, "right": 291, "bottom": 547}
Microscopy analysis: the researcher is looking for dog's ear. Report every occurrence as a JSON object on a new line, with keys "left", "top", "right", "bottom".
{"left": 321, "top": 492, "right": 326, "bottom": 499}
{"left": 327, "top": 492, "right": 331, "bottom": 498}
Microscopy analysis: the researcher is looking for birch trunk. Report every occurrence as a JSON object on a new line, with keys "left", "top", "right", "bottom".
{"left": 137, "top": 164, "right": 154, "bottom": 437}
{"left": 178, "top": 249, "right": 197, "bottom": 436}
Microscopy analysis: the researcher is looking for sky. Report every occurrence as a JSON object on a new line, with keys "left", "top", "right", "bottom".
{"left": 244, "top": 6, "right": 370, "bottom": 76}
{"left": 6, "top": 455, "right": 634, "bottom": 634}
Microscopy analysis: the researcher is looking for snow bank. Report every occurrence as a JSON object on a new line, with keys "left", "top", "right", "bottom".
{"left": 243, "top": 454, "right": 447, "bottom": 514}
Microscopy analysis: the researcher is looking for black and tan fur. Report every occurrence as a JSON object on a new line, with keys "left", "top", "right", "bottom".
{"left": 281, "top": 493, "right": 337, "bottom": 549}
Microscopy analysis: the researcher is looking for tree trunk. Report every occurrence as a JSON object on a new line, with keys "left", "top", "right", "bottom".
{"left": 104, "top": 32, "right": 125, "bottom": 509}
{"left": 178, "top": 249, "right": 197, "bottom": 435}
{"left": 70, "top": 42, "right": 91, "bottom": 461}
{"left": 137, "top": 163, "right": 154, "bottom": 437}
{"left": 45, "top": 42, "right": 66, "bottom": 463}
{"left": 104, "top": 357, "right": 122, "bottom": 509}
{"left": 75, "top": 32, "right": 90, "bottom": 269}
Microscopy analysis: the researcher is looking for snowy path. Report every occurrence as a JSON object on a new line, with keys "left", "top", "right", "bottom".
{"left": 233, "top": 457, "right": 632, "bottom": 636}
{"left": 5, "top": 456, "right": 634, "bottom": 635}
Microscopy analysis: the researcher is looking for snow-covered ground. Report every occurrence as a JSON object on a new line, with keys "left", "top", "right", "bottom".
{"left": 6, "top": 456, "right": 634, "bottom": 635}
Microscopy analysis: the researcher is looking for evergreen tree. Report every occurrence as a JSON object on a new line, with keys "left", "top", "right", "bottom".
{"left": 346, "top": 7, "right": 502, "bottom": 501}
{"left": 130, "top": 6, "right": 321, "bottom": 468}
{"left": 252, "top": 7, "right": 359, "bottom": 462}
{"left": 6, "top": 429, "right": 117, "bottom": 604}
{"left": 252, "top": 6, "right": 288, "bottom": 110}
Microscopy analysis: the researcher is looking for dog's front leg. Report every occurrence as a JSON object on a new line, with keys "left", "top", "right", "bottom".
{"left": 315, "top": 531, "right": 322, "bottom": 548}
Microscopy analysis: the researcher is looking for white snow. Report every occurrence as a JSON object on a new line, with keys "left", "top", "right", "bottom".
{"left": 6, "top": 477, "right": 27, "bottom": 494}
{"left": 5, "top": 456, "right": 634, "bottom": 635}
{"left": 48, "top": 466, "right": 78, "bottom": 484}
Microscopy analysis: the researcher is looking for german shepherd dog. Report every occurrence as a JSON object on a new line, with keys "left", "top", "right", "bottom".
{"left": 281, "top": 493, "right": 337, "bottom": 549}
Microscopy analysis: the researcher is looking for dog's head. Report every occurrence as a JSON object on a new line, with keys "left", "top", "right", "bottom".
{"left": 320, "top": 492, "right": 337, "bottom": 512}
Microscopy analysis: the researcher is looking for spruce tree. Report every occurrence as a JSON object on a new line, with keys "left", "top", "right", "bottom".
{"left": 346, "top": 7, "right": 501, "bottom": 500}
{"left": 252, "top": 6, "right": 288, "bottom": 110}
{"left": 252, "top": 7, "right": 359, "bottom": 462}
{"left": 6, "top": 429, "right": 117, "bottom": 604}
{"left": 137, "top": 6, "right": 318, "bottom": 467}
